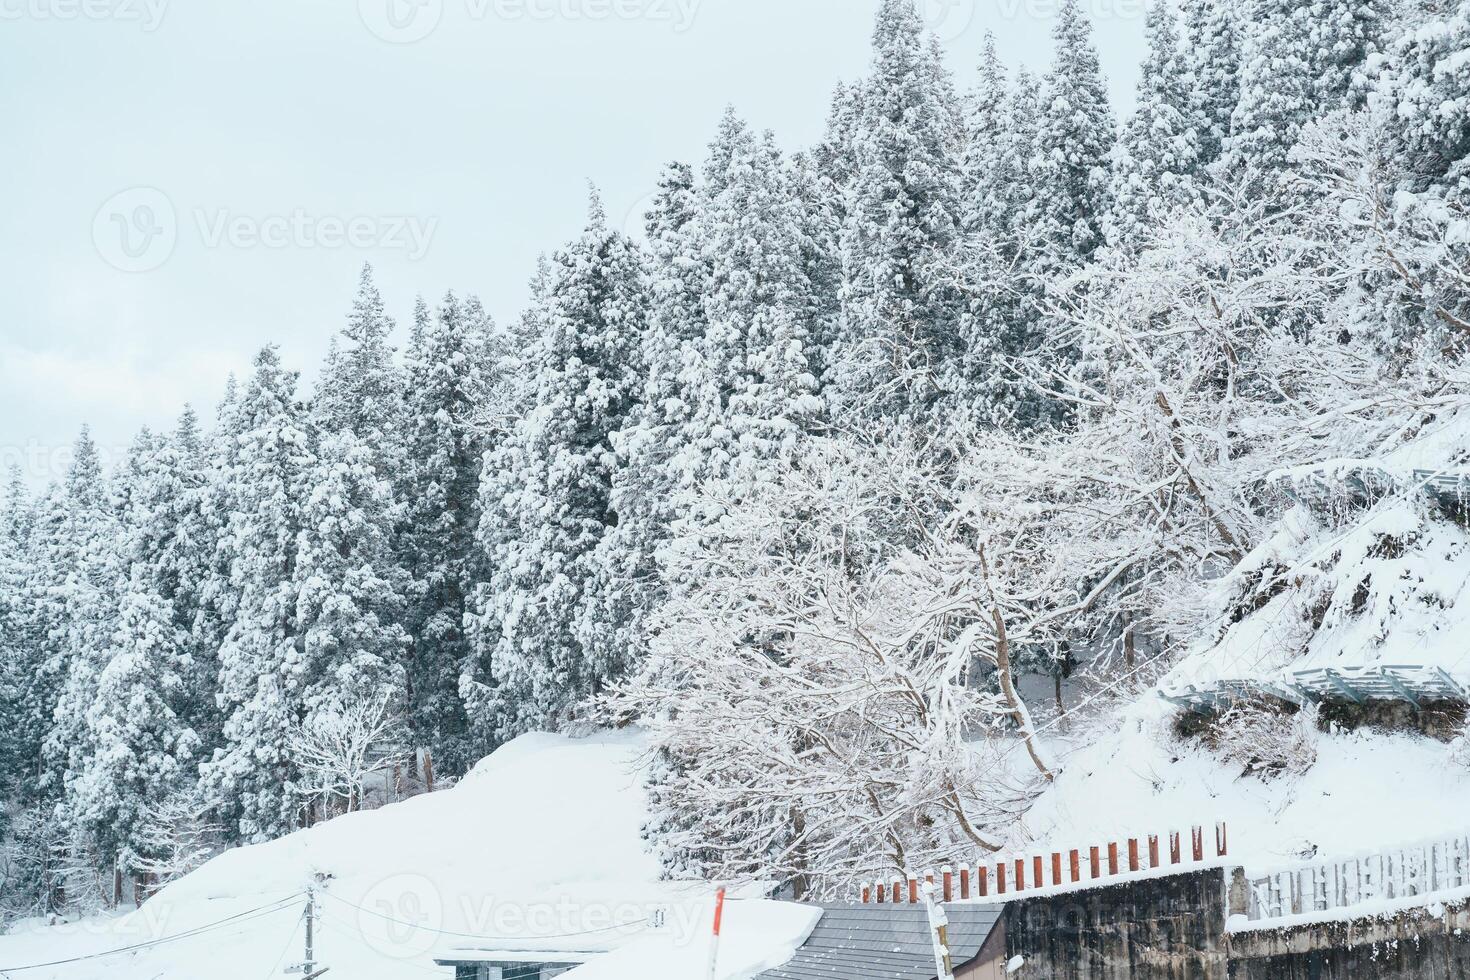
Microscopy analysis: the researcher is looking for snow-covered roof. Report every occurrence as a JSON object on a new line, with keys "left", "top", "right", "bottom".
{"left": 557, "top": 899, "right": 822, "bottom": 980}
{"left": 757, "top": 902, "right": 1002, "bottom": 980}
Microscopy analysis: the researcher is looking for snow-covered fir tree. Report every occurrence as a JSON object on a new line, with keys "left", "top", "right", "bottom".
{"left": 828, "top": 0, "right": 965, "bottom": 421}
{"left": 314, "top": 264, "right": 406, "bottom": 473}
{"left": 293, "top": 430, "right": 409, "bottom": 726}
{"left": 960, "top": 34, "right": 1012, "bottom": 241}
{"left": 38, "top": 430, "right": 123, "bottom": 805}
{"left": 64, "top": 568, "right": 198, "bottom": 885}
{"left": 117, "top": 409, "right": 218, "bottom": 746}
{"left": 0, "top": 468, "right": 41, "bottom": 805}
{"left": 1107, "top": 0, "right": 1201, "bottom": 247}
{"left": 1307, "top": 0, "right": 1385, "bottom": 107}
{"left": 589, "top": 161, "right": 708, "bottom": 676}
{"left": 1033, "top": 0, "right": 1117, "bottom": 270}
{"left": 400, "top": 292, "right": 490, "bottom": 776}
{"left": 681, "top": 121, "right": 823, "bottom": 507}
{"left": 1182, "top": 0, "right": 1241, "bottom": 169}
{"left": 199, "top": 347, "right": 314, "bottom": 843}
{"left": 1224, "top": 0, "right": 1319, "bottom": 179}
{"left": 467, "top": 191, "right": 649, "bottom": 742}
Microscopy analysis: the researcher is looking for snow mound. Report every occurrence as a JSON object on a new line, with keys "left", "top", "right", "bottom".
{"left": 0, "top": 730, "right": 719, "bottom": 979}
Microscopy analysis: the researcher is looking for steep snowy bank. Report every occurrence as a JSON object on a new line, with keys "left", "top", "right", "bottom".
{"left": 1023, "top": 411, "right": 1470, "bottom": 869}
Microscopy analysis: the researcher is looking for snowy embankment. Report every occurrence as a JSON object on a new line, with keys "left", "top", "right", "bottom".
{"left": 1020, "top": 412, "right": 1470, "bottom": 873}
{"left": 0, "top": 731, "right": 811, "bottom": 980}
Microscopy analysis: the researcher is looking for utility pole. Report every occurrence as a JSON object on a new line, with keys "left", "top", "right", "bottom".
{"left": 289, "top": 875, "right": 330, "bottom": 980}
{"left": 304, "top": 883, "right": 316, "bottom": 978}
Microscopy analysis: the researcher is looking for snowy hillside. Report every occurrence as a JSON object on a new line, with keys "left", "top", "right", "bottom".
{"left": 0, "top": 732, "right": 738, "bottom": 979}
{"left": 1022, "top": 412, "right": 1470, "bottom": 869}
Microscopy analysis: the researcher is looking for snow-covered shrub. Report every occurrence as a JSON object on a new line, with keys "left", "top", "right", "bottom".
{"left": 1208, "top": 700, "right": 1320, "bottom": 779}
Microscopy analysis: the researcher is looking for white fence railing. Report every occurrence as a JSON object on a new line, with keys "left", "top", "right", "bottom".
{"left": 1244, "top": 832, "right": 1470, "bottom": 921}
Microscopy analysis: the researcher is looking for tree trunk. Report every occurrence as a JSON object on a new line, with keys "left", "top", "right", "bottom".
{"left": 991, "top": 606, "right": 1055, "bottom": 782}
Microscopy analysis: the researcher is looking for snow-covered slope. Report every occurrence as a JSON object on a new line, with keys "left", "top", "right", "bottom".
{"left": 1022, "top": 414, "right": 1470, "bottom": 869}
{"left": 1022, "top": 696, "right": 1470, "bottom": 868}
{"left": 0, "top": 731, "right": 730, "bottom": 979}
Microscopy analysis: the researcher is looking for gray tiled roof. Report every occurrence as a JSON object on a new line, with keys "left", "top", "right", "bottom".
{"left": 758, "top": 902, "right": 1004, "bottom": 980}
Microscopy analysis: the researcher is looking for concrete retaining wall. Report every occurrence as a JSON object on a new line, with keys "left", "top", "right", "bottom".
{"left": 1003, "top": 870, "right": 1228, "bottom": 979}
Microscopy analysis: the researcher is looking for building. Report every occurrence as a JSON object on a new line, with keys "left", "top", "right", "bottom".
{"left": 434, "top": 950, "right": 589, "bottom": 979}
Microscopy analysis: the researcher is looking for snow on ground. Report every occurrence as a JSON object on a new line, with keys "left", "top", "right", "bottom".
{"left": 1162, "top": 499, "right": 1470, "bottom": 688}
{"left": 560, "top": 899, "right": 821, "bottom": 980}
{"left": 0, "top": 730, "right": 730, "bottom": 979}
{"left": 1021, "top": 694, "right": 1470, "bottom": 870}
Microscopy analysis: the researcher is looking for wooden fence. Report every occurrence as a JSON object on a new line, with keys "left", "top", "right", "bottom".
{"left": 1243, "top": 832, "right": 1470, "bottom": 922}
{"left": 860, "top": 823, "right": 1228, "bottom": 904}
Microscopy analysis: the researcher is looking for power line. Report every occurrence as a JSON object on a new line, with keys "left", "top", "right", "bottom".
{"left": 0, "top": 894, "right": 304, "bottom": 974}
{"left": 260, "top": 908, "right": 305, "bottom": 980}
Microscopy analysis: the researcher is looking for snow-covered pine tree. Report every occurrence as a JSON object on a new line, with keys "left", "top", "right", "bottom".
{"left": 1369, "top": 2, "right": 1470, "bottom": 198}
{"left": 1223, "top": 0, "right": 1319, "bottom": 180}
{"left": 685, "top": 123, "right": 823, "bottom": 505}
{"left": 786, "top": 149, "right": 842, "bottom": 383}
{"left": 467, "top": 191, "right": 649, "bottom": 742}
{"left": 951, "top": 55, "right": 1068, "bottom": 427}
{"left": 1307, "top": 0, "right": 1385, "bottom": 108}
{"left": 65, "top": 567, "right": 198, "bottom": 885}
{"left": 1033, "top": 0, "right": 1117, "bottom": 271}
{"left": 815, "top": 81, "right": 862, "bottom": 206}
{"left": 199, "top": 347, "right": 315, "bottom": 843}
{"left": 960, "top": 34, "right": 1012, "bottom": 240}
{"left": 588, "top": 162, "right": 708, "bottom": 679}
{"left": 1107, "top": 0, "right": 1201, "bottom": 248}
{"left": 828, "top": 0, "right": 965, "bottom": 422}
{"left": 0, "top": 468, "right": 41, "bottom": 803}
{"left": 37, "top": 430, "right": 123, "bottom": 804}
{"left": 112, "top": 409, "right": 218, "bottom": 748}
{"left": 1182, "top": 0, "right": 1241, "bottom": 169}
{"left": 293, "top": 430, "right": 408, "bottom": 729}
{"left": 400, "top": 292, "right": 489, "bottom": 776}
{"left": 314, "top": 264, "right": 406, "bottom": 475}
{"left": 192, "top": 379, "right": 248, "bottom": 758}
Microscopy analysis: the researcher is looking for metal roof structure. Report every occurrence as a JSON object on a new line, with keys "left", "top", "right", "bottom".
{"left": 1161, "top": 664, "right": 1468, "bottom": 715}
{"left": 757, "top": 902, "right": 1004, "bottom": 980}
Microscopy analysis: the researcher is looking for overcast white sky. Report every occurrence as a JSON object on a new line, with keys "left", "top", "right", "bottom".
{"left": 0, "top": 0, "right": 1148, "bottom": 486}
